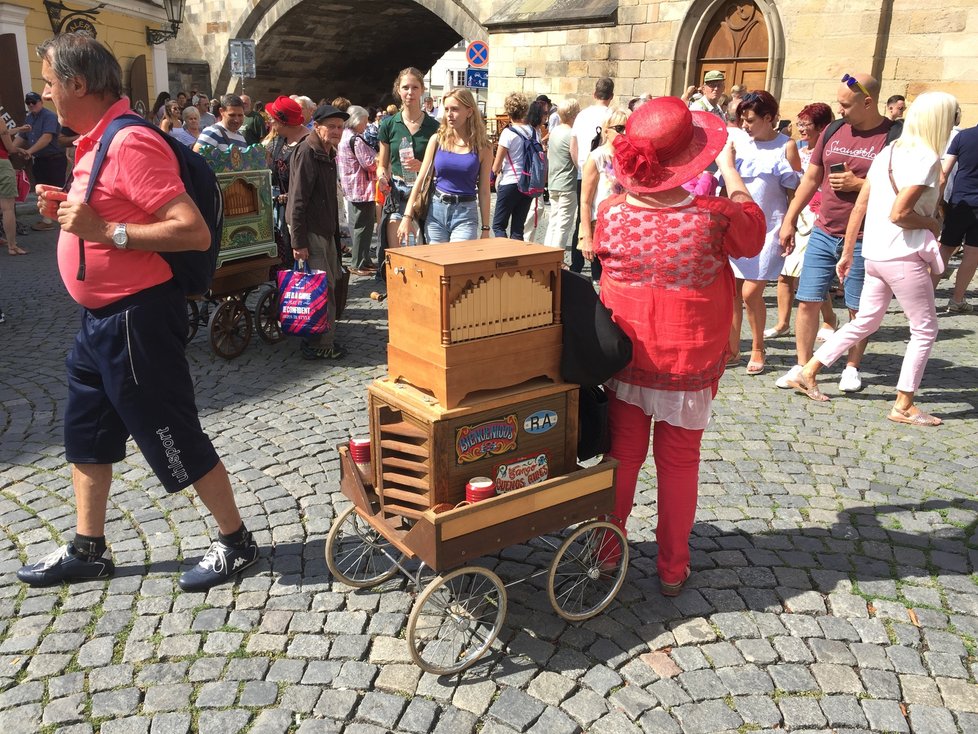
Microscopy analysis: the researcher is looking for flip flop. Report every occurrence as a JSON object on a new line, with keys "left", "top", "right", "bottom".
{"left": 660, "top": 566, "right": 691, "bottom": 597}
{"left": 888, "top": 406, "right": 942, "bottom": 426}
{"left": 7, "top": 246, "right": 27, "bottom": 256}
{"left": 786, "top": 376, "right": 830, "bottom": 402}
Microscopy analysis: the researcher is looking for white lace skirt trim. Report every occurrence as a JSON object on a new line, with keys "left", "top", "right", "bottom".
{"left": 606, "top": 379, "right": 714, "bottom": 430}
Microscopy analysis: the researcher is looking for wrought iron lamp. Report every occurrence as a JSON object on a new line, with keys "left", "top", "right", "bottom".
{"left": 146, "top": 0, "right": 184, "bottom": 45}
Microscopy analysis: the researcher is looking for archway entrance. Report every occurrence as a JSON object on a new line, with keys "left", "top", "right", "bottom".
{"left": 0, "top": 34, "right": 25, "bottom": 125}
{"left": 695, "top": 1, "right": 769, "bottom": 90}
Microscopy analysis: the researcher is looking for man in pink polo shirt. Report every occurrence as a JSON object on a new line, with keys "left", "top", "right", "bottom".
{"left": 19, "top": 33, "right": 259, "bottom": 592}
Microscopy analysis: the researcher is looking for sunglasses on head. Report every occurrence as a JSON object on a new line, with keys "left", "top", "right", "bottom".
{"left": 841, "top": 74, "right": 870, "bottom": 97}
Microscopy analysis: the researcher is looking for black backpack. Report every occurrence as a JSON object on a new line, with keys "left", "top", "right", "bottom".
{"left": 78, "top": 114, "right": 223, "bottom": 296}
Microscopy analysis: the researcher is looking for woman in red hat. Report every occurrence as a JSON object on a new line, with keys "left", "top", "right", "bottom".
{"left": 593, "top": 96, "right": 765, "bottom": 596}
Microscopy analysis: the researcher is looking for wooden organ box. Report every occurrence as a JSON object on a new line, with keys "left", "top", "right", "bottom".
{"left": 385, "top": 240, "right": 564, "bottom": 408}
{"left": 199, "top": 144, "right": 278, "bottom": 267}
{"left": 367, "top": 378, "right": 579, "bottom": 521}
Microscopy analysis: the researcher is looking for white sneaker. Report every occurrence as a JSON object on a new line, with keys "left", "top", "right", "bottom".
{"left": 776, "top": 364, "right": 803, "bottom": 389}
{"left": 838, "top": 366, "right": 862, "bottom": 392}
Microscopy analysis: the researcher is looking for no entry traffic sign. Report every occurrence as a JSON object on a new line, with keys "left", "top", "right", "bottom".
{"left": 466, "top": 40, "right": 489, "bottom": 68}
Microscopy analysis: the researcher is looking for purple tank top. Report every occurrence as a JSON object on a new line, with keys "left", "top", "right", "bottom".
{"left": 434, "top": 148, "right": 479, "bottom": 196}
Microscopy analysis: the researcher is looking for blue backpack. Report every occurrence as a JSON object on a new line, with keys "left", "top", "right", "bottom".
{"left": 77, "top": 113, "right": 223, "bottom": 296}
{"left": 506, "top": 125, "right": 548, "bottom": 198}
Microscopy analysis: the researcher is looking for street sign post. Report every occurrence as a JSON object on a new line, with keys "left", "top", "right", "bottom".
{"left": 465, "top": 40, "right": 489, "bottom": 69}
{"left": 465, "top": 68, "right": 488, "bottom": 89}
{"left": 229, "top": 39, "right": 257, "bottom": 79}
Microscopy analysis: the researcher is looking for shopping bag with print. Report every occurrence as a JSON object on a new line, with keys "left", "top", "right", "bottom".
{"left": 276, "top": 261, "right": 331, "bottom": 337}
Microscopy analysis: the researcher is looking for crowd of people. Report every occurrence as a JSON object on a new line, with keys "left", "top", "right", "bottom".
{"left": 3, "top": 30, "right": 972, "bottom": 599}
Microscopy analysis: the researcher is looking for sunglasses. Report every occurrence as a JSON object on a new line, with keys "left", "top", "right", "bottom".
{"left": 608, "top": 124, "right": 626, "bottom": 134}
{"left": 841, "top": 74, "right": 870, "bottom": 97}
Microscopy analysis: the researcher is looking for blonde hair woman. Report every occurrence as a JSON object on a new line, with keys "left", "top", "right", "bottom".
{"left": 376, "top": 67, "right": 439, "bottom": 254}
{"left": 579, "top": 107, "right": 630, "bottom": 278}
{"left": 787, "top": 91, "right": 958, "bottom": 426}
{"left": 398, "top": 88, "right": 492, "bottom": 243}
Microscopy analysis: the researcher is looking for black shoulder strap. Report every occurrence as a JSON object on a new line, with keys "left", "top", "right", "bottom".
{"left": 820, "top": 118, "right": 846, "bottom": 149}
{"left": 886, "top": 119, "right": 904, "bottom": 145}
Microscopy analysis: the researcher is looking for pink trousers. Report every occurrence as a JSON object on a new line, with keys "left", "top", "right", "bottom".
{"left": 607, "top": 390, "right": 705, "bottom": 585}
{"left": 815, "top": 255, "right": 938, "bottom": 393}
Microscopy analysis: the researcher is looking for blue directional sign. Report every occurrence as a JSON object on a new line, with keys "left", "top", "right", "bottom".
{"left": 465, "top": 68, "right": 488, "bottom": 89}
{"left": 466, "top": 40, "right": 489, "bottom": 68}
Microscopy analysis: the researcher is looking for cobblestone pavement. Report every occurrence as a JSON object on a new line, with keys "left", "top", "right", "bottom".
{"left": 1, "top": 218, "right": 977, "bottom": 734}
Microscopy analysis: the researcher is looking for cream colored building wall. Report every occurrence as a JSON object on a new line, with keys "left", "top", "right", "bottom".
{"left": 4, "top": 0, "right": 166, "bottom": 101}
{"left": 485, "top": 0, "right": 978, "bottom": 125}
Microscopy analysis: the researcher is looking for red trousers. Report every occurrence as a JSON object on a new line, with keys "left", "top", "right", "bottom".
{"left": 606, "top": 389, "right": 706, "bottom": 585}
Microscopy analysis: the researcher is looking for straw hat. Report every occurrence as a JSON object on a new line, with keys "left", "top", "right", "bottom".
{"left": 612, "top": 96, "right": 728, "bottom": 194}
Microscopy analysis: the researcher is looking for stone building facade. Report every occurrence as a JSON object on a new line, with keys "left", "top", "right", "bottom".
{"left": 168, "top": 0, "right": 977, "bottom": 123}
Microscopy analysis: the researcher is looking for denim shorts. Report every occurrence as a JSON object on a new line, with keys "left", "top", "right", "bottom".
{"left": 425, "top": 195, "right": 478, "bottom": 243}
{"left": 796, "top": 226, "right": 866, "bottom": 311}
{"left": 385, "top": 178, "right": 413, "bottom": 223}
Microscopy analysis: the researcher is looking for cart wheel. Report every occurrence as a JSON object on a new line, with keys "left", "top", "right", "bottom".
{"left": 547, "top": 521, "right": 628, "bottom": 622}
{"left": 186, "top": 300, "right": 200, "bottom": 342}
{"left": 325, "top": 506, "right": 400, "bottom": 588}
{"left": 408, "top": 566, "right": 507, "bottom": 675}
{"left": 254, "top": 286, "right": 283, "bottom": 344}
{"left": 208, "top": 297, "right": 252, "bottom": 359}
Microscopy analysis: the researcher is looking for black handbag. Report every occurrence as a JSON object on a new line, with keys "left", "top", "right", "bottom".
{"left": 559, "top": 270, "right": 632, "bottom": 386}
{"left": 577, "top": 384, "right": 611, "bottom": 461}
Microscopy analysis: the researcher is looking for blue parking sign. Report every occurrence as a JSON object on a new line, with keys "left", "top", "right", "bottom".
{"left": 466, "top": 68, "right": 488, "bottom": 89}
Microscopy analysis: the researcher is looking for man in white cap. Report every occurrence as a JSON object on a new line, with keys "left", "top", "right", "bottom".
{"left": 689, "top": 70, "right": 726, "bottom": 118}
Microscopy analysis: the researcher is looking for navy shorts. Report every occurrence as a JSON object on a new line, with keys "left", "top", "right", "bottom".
{"left": 795, "top": 226, "right": 866, "bottom": 311}
{"left": 64, "top": 281, "right": 219, "bottom": 492}
{"left": 940, "top": 202, "right": 978, "bottom": 248}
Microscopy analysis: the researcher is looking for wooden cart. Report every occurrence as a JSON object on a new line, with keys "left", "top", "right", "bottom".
{"left": 187, "top": 254, "right": 283, "bottom": 359}
{"left": 326, "top": 435, "right": 628, "bottom": 675}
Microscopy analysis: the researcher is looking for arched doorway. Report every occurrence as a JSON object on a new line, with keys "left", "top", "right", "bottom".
{"left": 0, "top": 33, "right": 26, "bottom": 125}
{"left": 695, "top": 2, "right": 768, "bottom": 90}
{"left": 672, "top": 0, "right": 784, "bottom": 98}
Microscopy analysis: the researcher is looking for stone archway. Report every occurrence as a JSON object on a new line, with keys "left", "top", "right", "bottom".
{"left": 671, "top": 0, "right": 785, "bottom": 99}
{"left": 212, "top": 0, "right": 486, "bottom": 103}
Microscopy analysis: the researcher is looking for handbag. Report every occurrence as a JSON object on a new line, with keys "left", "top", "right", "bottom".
{"left": 408, "top": 141, "right": 437, "bottom": 223}
{"left": 577, "top": 384, "right": 611, "bottom": 461}
{"left": 334, "top": 266, "right": 350, "bottom": 320}
{"left": 15, "top": 169, "right": 29, "bottom": 203}
{"left": 276, "top": 261, "right": 332, "bottom": 337}
{"left": 559, "top": 270, "right": 633, "bottom": 386}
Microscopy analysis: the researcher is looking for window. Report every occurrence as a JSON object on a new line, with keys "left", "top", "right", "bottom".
{"left": 454, "top": 70, "right": 466, "bottom": 87}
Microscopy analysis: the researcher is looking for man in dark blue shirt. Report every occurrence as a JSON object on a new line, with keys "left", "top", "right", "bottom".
{"left": 938, "top": 118, "right": 978, "bottom": 312}
{"left": 17, "top": 91, "right": 66, "bottom": 230}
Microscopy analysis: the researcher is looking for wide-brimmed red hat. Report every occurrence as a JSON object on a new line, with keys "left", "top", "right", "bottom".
{"left": 612, "top": 96, "right": 727, "bottom": 194}
{"left": 266, "top": 95, "right": 304, "bottom": 127}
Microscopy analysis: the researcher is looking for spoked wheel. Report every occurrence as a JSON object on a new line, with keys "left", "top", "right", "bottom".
{"left": 186, "top": 299, "right": 202, "bottom": 342}
{"left": 208, "top": 297, "right": 252, "bottom": 359}
{"left": 254, "top": 286, "right": 283, "bottom": 344}
{"left": 408, "top": 566, "right": 507, "bottom": 675}
{"left": 325, "top": 506, "right": 400, "bottom": 588}
{"left": 547, "top": 521, "right": 628, "bottom": 621}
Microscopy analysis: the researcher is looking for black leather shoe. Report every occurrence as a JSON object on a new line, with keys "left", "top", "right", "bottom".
{"left": 178, "top": 533, "right": 259, "bottom": 592}
{"left": 17, "top": 543, "right": 114, "bottom": 587}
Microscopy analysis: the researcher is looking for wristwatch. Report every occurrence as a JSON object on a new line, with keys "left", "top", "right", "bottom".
{"left": 112, "top": 223, "right": 128, "bottom": 249}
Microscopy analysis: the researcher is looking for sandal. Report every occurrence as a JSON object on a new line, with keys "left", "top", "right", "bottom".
{"left": 7, "top": 245, "right": 27, "bottom": 256}
{"left": 660, "top": 566, "right": 691, "bottom": 597}
{"left": 762, "top": 325, "right": 789, "bottom": 339}
{"left": 888, "top": 406, "right": 942, "bottom": 427}
{"left": 786, "top": 375, "right": 830, "bottom": 402}
{"left": 746, "top": 348, "right": 766, "bottom": 376}
{"left": 725, "top": 353, "right": 742, "bottom": 367}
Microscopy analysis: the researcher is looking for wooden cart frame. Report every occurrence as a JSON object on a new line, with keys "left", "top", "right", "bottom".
{"left": 186, "top": 254, "right": 283, "bottom": 359}
{"left": 326, "top": 444, "right": 629, "bottom": 675}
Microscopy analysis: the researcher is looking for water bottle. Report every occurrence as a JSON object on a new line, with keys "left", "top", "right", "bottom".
{"left": 399, "top": 136, "right": 417, "bottom": 184}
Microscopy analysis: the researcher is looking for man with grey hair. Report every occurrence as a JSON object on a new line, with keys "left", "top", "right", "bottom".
{"left": 338, "top": 104, "right": 377, "bottom": 274}
{"left": 22, "top": 33, "right": 259, "bottom": 592}
{"left": 194, "top": 93, "right": 246, "bottom": 152}
{"left": 193, "top": 93, "right": 216, "bottom": 128}
{"left": 240, "top": 93, "right": 266, "bottom": 146}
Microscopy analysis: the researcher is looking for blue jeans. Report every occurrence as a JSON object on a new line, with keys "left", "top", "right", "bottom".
{"left": 492, "top": 183, "right": 533, "bottom": 240}
{"left": 426, "top": 196, "right": 478, "bottom": 243}
{"left": 796, "top": 226, "right": 866, "bottom": 311}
